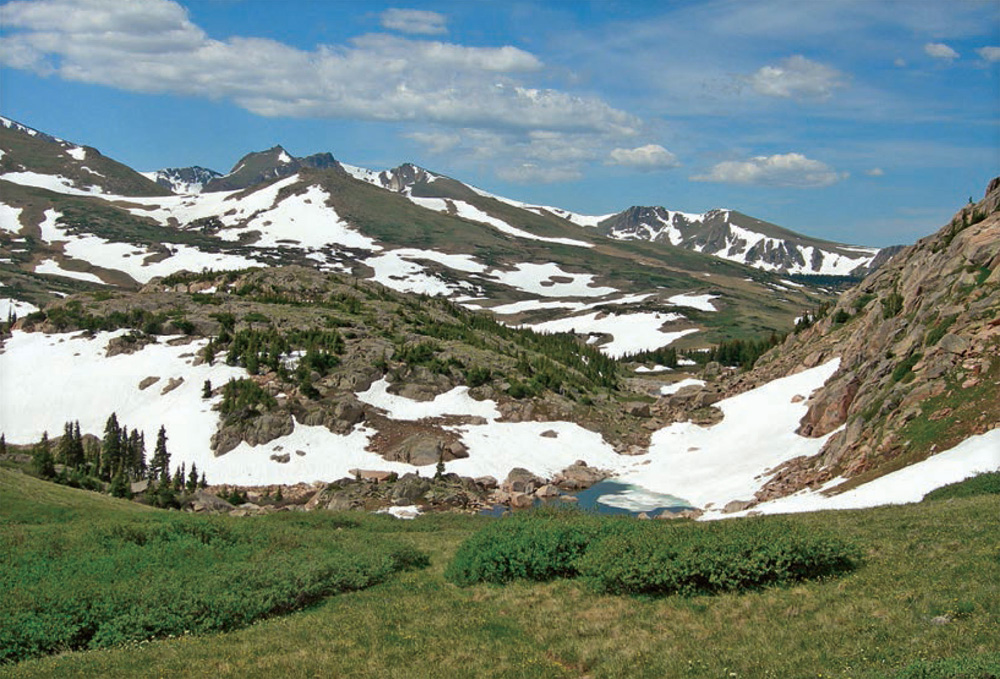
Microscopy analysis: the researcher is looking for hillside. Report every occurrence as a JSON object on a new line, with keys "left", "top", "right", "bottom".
{"left": 2, "top": 467, "right": 999, "bottom": 678}
{"left": 690, "top": 177, "right": 1000, "bottom": 511}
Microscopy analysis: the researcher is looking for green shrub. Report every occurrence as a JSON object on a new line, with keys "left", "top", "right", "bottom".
{"left": 576, "top": 518, "right": 862, "bottom": 597}
{"left": 445, "top": 511, "right": 605, "bottom": 586}
{"left": 832, "top": 309, "right": 851, "bottom": 325}
{"left": 925, "top": 315, "right": 957, "bottom": 346}
{"left": 0, "top": 514, "right": 427, "bottom": 664}
{"left": 445, "top": 512, "right": 861, "bottom": 597}
{"left": 923, "top": 472, "right": 1000, "bottom": 502}
{"left": 891, "top": 353, "right": 923, "bottom": 383}
{"left": 882, "top": 290, "right": 904, "bottom": 318}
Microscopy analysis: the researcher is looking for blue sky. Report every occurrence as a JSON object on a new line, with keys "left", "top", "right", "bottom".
{"left": 1, "top": 0, "right": 998, "bottom": 246}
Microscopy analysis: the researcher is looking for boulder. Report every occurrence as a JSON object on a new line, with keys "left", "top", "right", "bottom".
{"left": 625, "top": 402, "right": 651, "bottom": 418}
{"left": 189, "top": 490, "right": 235, "bottom": 513}
{"left": 552, "top": 462, "right": 610, "bottom": 490}
{"left": 503, "top": 467, "right": 546, "bottom": 494}
{"left": 722, "top": 499, "right": 754, "bottom": 513}
{"left": 382, "top": 433, "right": 444, "bottom": 466}
{"left": 391, "top": 473, "right": 431, "bottom": 504}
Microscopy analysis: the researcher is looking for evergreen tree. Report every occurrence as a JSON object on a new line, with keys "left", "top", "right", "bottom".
{"left": 153, "top": 473, "right": 177, "bottom": 509}
{"left": 149, "top": 426, "right": 170, "bottom": 481}
{"left": 100, "top": 414, "right": 123, "bottom": 481}
{"left": 69, "top": 421, "right": 85, "bottom": 469}
{"left": 199, "top": 471, "right": 207, "bottom": 489}
{"left": 128, "top": 429, "right": 146, "bottom": 479}
{"left": 0, "top": 433, "right": 6, "bottom": 457}
{"left": 274, "top": 486, "right": 283, "bottom": 502}
{"left": 109, "top": 472, "right": 131, "bottom": 499}
{"left": 172, "top": 464, "right": 184, "bottom": 492}
{"left": 186, "top": 463, "right": 199, "bottom": 493}
{"left": 202, "top": 379, "right": 212, "bottom": 398}
{"left": 31, "top": 432, "right": 55, "bottom": 479}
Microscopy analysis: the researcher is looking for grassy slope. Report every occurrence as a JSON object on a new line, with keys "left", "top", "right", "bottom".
{"left": 2, "top": 469, "right": 997, "bottom": 679}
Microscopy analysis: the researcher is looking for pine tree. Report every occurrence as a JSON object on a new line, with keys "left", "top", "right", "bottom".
{"left": 0, "top": 433, "right": 7, "bottom": 457}
{"left": 149, "top": 426, "right": 170, "bottom": 481}
{"left": 172, "top": 464, "right": 184, "bottom": 492}
{"left": 199, "top": 471, "right": 207, "bottom": 489}
{"left": 186, "top": 463, "right": 199, "bottom": 493}
{"left": 109, "top": 472, "right": 131, "bottom": 499}
{"left": 153, "top": 472, "right": 177, "bottom": 509}
{"left": 69, "top": 421, "right": 85, "bottom": 469}
{"left": 202, "top": 379, "right": 212, "bottom": 398}
{"left": 128, "top": 429, "right": 146, "bottom": 479}
{"left": 31, "top": 432, "right": 55, "bottom": 479}
{"left": 100, "top": 414, "right": 122, "bottom": 481}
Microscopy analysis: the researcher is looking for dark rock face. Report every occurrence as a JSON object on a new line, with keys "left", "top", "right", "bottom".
{"left": 203, "top": 146, "right": 344, "bottom": 192}
{"left": 212, "top": 411, "right": 295, "bottom": 456}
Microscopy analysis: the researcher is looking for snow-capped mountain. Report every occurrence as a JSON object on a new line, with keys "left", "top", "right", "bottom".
{"left": 202, "top": 146, "right": 341, "bottom": 193}
{"left": 595, "top": 206, "right": 895, "bottom": 277}
{"left": 142, "top": 166, "right": 222, "bottom": 194}
{"left": 343, "top": 160, "right": 895, "bottom": 277}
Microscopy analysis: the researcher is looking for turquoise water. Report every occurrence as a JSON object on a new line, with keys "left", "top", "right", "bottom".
{"left": 481, "top": 480, "right": 693, "bottom": 518}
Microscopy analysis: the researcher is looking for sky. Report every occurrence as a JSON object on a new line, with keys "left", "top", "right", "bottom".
{"left": 0, "top": 0, "right": 998, "bottom": 247}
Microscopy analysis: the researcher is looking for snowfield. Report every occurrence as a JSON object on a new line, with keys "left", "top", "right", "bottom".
{"left": 1, "top": 333, "right": 996, "bottom": 512}
{"left": 524, "top": 311, "right": 697, "bottom": 358}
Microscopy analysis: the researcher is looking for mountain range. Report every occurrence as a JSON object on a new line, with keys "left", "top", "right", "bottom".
{"left": 1, "top": 114, "right": 996, "bottom": 518}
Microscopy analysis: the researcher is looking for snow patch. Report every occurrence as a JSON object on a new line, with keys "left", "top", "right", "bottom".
{"left": 34, "top": 259, "right": 104, "bottom": 284}
{"left": 0, "top": 204, "right": 23, "bottom": 234}
{"left": 66, "top": 146, "right": 86, "bottom": 161}
{"left": 524, "top": 311, "right": 696, "bottom": 358}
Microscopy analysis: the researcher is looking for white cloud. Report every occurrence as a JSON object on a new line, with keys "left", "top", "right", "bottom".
{"left": 894, "top": 58, "right": 907, "bottom": 68}
{"left": 380, "top": 8, "right": 447, "bottom": 35}
{"left": 976, "top": 46, "right": 1000, "bottom": 63}
{"left": 924, "top": 42, "right": 959, "bottom": 60}
{"left": 691, "top": 152, "right": 846, "bottom": 188}
{"left": 747, "top": 55, "right": 846, "bottom": 100}
{"left": 0, "top": 0, "right": 634, "bottom": 136}
{"left": 865, "top": 167, "right": 885, "bottom": 177}
{"left": 606, "top": 144, "right": 680, "bottom": 170}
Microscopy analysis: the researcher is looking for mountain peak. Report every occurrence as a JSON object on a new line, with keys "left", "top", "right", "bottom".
{"left": 202, "top": 147, "right": 343, "bottom": 193}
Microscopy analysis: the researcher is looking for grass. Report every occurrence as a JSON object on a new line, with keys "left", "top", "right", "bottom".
{"left": 2, "top": 471, "right": 999, "bottom": 678}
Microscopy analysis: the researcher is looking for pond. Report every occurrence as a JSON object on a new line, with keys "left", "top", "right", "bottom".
{"left": 481, "top": 480, "right": 694, "bottom": 518}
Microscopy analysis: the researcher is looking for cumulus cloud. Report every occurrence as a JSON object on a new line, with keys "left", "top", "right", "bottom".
{"left": 865, "top": 167, "right": 885, "bottom": 177}
{"left": 380, "top": 8, "right": 447, "bottom": 35}
{"left": 691, "top": 153, "right": 846, "bottom": 188}
{"left": 606, "top": 144, "right": 680, "bottom": 170}
{"left": 924, "top": 42, "right": 959, "bottom": 60}
{"left": 0, "top": 0, "right": 634, "bottom": 136}
{"left": 976, "top": 46, "right": 1000, "bottom": 63}
{"left": 747, "top": 55, "right": 846, "bottom": 100}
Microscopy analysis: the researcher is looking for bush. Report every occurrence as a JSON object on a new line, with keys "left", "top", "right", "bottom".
{"left": 445, "top": 511, "right": 605, "bottom": 586}
{"left": 576, "top": 518, "right": 862, "bottom": 597}
{"left": 0, "top": 514, "right": 428, "bottom": 664}
{"left": 445, "top": 512, "right": 862, "bottom": 597}
{"left": 923, "top": 472, "right": 1000, "bottom": 502}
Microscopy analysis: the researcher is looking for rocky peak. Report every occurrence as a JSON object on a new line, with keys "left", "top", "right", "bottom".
{"left": 203, "top": 146, "right": 343, "bottom": 192}
{"left": 717, "top": 178, "right": 1000, "bottom": 506}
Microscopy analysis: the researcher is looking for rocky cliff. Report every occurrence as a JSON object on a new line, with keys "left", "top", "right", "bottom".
{"left": 703, "top": 178, "right": 1000, "bottom": 503}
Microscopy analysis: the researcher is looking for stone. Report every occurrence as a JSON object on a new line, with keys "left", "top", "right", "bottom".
{"left": 475, "top": 475, "right": 498, "bottom": 490}
{"left": 540, "top": 429, "right": 559, "bottom": 438}
{"left": 270, "top": 453, "right": 291, "bottom": 464}
{"left": 939, "top": 333, "right": 969, "bottom": 354}
{"left": 382, "top": 433, "right": 444, "bottom": 466}
{"left": 534, "top": 484, "right": 561, "bottom": 499}
{"left": 503, "top": 467, "right": 546, "bottom": 494}
{"left": 160, "top": 377, "right": 184, "bottom": 395}
{"left": 391, "top": 473, "right": 431, "bottom": 504}
{"left": 348, "top": 469, "right": 398, "bottom": 483}
{"left": 626, "top": 402, "right": 651, "bottom": 418}
{"left": 552, "top": 462, "right": 610, "bottom": 490}
{"left": 658, "top": 508, "right": 704, "bottom": 520}
{"left": 509, "top": 492, "right": 535, "bottom": 509}
{"left": 722, "top": 499, "right": 753, "bottom": 513}
{"left": 138, "top": 376, "right": 160, "bottom": 390}
{"left": 189, "top": 490, "right": 235, "bottom": 513}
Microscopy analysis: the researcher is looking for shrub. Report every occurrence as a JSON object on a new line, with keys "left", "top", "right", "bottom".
{"left": 445, "top": 512, "right": 861, "bottom": 597}
{"left": 923, "top": 472, "right": 1000, "bottom": 502}
{"left": 0, "top": 515, "right": 428, "bottom": 664}
{"left": 445, "top": 511, "right": 605, "bottom": 586}
{"left": 576, "top": 518, "right": 862, "bottom": 597}
{"left": 882, "top": 290, "right": 904, "bottom": 319}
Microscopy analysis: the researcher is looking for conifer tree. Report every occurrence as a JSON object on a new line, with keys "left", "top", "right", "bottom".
{"left": 199, "top": 471, "right": 207, "bottom": 489}
{"left": 186, "top": 463, "right": 199, "bottom": 493}
{"left": 149, "top": 426, "right": 170, "bottom": 481}
{"left": 109, "top": 472, "right": 131, "bottom": 499}
{"left": 31, "top": 432, "right": 55, "bottom": 479}
{"left": 128, "top": 429, "right": 146, "bottom": 479}
{"left": 1, "top": 433, "right": 7, "bottom": 457}
{"left": 202, "top": 379, "right": 212, "bottom": 398}
{"left": 101, "top": 414, "right": 122, "bottom": 481}
{"left": 172, "top": 464, "right": 184, "bottom": 492}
